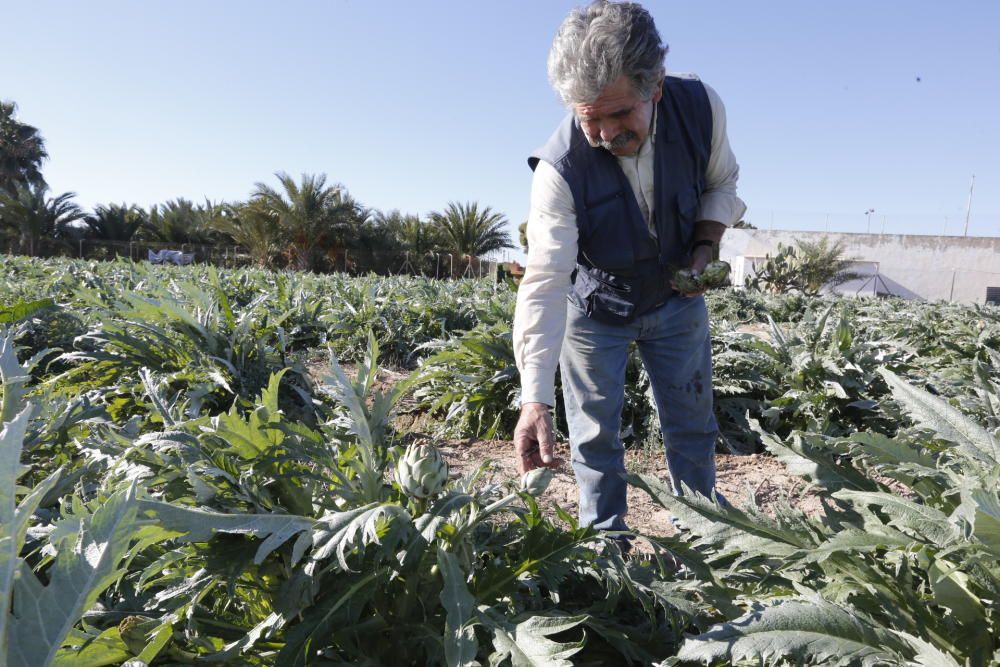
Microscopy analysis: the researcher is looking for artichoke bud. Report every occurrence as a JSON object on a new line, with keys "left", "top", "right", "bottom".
{"left": 396, "top": 442, "right": 448, "bottom": 499}
{"left": 520, "top": 467, "right": 553, "bottom": 496}
{"left": 699, "top": 260, "right": 731, "bottom": 287}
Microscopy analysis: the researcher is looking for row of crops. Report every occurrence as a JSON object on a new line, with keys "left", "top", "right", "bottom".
{"left": 1, "top": 255, "right": 999, "bottom": 665}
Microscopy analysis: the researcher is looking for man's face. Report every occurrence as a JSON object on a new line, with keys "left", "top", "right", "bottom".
{"left": 574, "top": 75, "right": 662, "bottom": 157}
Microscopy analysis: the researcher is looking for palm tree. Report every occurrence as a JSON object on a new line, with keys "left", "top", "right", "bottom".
{"left": 211, "top": 200, "right": 282, "bottom": 267}
{"left": 140, "top": 198, "right": 223, "bottom": 245}
{"left": 85, "top": 203, "right": 147, "bottom": 242}
{"left": 428, "top": 201, "right": 514, "bottom": 259}
{"left": 375, "top": 209, "right": 441, "bottom": 255}
{"left": 251, "top": 172, "right": 365, "bottom": 271}
{"left": 0, "top": 101, "right": 47, "bottom": 196}
{"left": 322, "top": 188, "right": 371, "bottom": 258}
{"left": 0, "top": 184, "right": 84, "bottom": 255}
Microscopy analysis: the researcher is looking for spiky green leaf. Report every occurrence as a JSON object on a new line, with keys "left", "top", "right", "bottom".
{"left": 136, "top": 499, "right": 313, "bottom": 564}
{"left": 438, "top": 549, "right": 479, "bottom": 667}
{"left": 879, "top": 368, "right": 999, "bottom": 465}
{"left": 677, "top": 598, "right": 910, "bottom": 665}
{"left": 9, "top": 484, "right": 141, "bottom": 667}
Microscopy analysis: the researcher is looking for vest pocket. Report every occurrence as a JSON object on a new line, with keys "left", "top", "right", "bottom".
{"left": 573, "top": 266, "right": 637, "bottom": 324}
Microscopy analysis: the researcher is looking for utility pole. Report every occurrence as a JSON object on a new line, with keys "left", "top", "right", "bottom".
{"left": 864, "top": 208, "right": 875, "bottom": 234}
{"left": 963, "top": 174, "right": 975, "bottom": 237}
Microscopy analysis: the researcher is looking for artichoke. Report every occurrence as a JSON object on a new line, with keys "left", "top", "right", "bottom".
{"left": 673, "top": 260, "right": 731, "bottom": 293}
{"left": 395, "top": 443, "right": 448, "bottom": 499}
{"left": 700, "top": 260, "right": 731, "bottom": 285}
{"left": 520, "top": 467, "right": 554, "bottom": 496}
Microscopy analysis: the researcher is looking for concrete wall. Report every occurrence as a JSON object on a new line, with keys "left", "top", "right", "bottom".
{"left": 721, "top": 229, "right": 1000, "bottom": 304}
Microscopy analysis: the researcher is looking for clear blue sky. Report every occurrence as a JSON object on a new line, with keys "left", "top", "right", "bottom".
{"left": 3, "top": 1, "right": 999, "bottom": 257}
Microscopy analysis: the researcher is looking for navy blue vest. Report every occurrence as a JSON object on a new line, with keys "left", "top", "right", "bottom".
{"left": 529, "top": 76, "right": 712, "bottom": 323}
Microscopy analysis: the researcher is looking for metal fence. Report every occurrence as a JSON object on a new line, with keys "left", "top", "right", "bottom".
{"left": 1, "top": 238, "right": 509, "bottom": 280}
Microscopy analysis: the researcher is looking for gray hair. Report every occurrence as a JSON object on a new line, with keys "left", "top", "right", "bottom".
{"left": 547, "top": 1, "right": 667, "bottom": 106}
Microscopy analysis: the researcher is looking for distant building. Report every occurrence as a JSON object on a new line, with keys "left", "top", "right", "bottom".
{"left": 721, "top": 229, "right": 1000, "bottom": 304}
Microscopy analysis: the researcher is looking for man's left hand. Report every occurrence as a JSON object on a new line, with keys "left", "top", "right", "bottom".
{"left": 672, "top": 243, "right": 714, "bottom": 297}
{"left": 673, "top": 220, "right": 726, "bottom": 297}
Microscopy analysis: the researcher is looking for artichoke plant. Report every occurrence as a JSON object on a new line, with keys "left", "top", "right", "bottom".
{"left": 395, "top": 442, "right": 448, "bottom": 499}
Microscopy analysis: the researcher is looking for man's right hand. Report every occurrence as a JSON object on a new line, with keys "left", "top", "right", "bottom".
{"left": 513, "top": 402, "right": 563, "bottom": 475}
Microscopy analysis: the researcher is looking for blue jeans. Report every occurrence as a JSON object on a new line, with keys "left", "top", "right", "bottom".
{"left": 559, "top": 295, "right": 719, "bottom": 531}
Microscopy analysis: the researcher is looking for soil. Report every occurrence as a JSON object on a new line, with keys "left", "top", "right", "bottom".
{"left": 733, "top": 322, "right": 772, "bottom": 337}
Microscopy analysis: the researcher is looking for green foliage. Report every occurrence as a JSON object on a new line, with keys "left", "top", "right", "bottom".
{"left": 4, "top": 292, "right": 723, "bottom": 665}
{"left": 251, "top": 172, "right": 367, "bottom": 271}
{"left": 678, "top": 597, "right": 911, "bottom": 664}
{"left": 746, "top": 237, "right": 860, "bottom": 296}
{"left": 429, "top": 201, "right": 515, "bottom": 258}
{"left": 211, "top": 199, "right": 282, "bottom": 267}
{"left": 367, "top": 209, "right": 443, "bottom": 258}
{"left": 0, "top": 297, "right": 54, "bottom": 326}
{"left": 5, "top": 255, "right": 1000, "bottom": 665}
{"left": 0, "top": 100, "right": 47, "bottom": 197}
{"left": 414, "top": 322, "right": 520, "bottom": 438}
{"left": 84, "top": 204, "right": 147, "bottom": 242}
{"left": 713, "top": 304, "right": 901, "bottom": 450}
{"left": 0, "top": 184, "right": 84, "bottom": 254}
{"left": 631, "top": 369, "right": 1000, "bottom": 665}
{"left": 413, "top": 328, "right": 657, "bottom": 444}
{"left": 140, "top": 197, "right": 226, "bottom": 245}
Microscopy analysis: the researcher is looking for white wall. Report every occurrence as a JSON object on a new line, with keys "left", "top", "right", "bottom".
{"left": 721, "top": 229, "right": 1000, "bottom": 304}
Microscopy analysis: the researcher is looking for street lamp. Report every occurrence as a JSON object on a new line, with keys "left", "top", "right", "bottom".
{"left": 864, "top": 208, "right": 875, "bottom": 234}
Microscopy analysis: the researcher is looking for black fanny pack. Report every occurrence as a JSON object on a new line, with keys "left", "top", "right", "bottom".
{"left": 570, "top": 262, "right": 676, "bottom": 325}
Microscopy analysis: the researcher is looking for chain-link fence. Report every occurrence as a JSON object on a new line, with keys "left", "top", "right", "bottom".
{"left": 1, "top": 238, "right": 510, "bottom": 281}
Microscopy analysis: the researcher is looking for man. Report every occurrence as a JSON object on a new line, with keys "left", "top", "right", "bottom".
{"left": 512, "top": 0, "right": 746, "bottom": 535}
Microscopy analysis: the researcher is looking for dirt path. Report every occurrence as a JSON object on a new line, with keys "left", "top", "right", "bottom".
{"left": 438, "top": 438, "right": 823, "bottom": 537}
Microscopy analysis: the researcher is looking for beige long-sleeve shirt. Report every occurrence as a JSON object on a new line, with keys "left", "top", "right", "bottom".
{"left": 513, "top": 76, "right": 747, "bottom": 407}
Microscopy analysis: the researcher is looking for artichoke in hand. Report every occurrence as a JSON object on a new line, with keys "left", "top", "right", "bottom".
{"left": 396, "top": 442, "right": 449, "bottom": 500}
{"left": 673, "top": 260, "right": 731, "bottom": 294}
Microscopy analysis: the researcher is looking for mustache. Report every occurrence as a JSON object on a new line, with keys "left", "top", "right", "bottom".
{"left": 592, "top": 131, "right": 637, "bottom": 152}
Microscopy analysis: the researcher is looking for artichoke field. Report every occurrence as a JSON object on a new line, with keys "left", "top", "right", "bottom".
{"left": 1, "top": 255, "right": 999, "bottom": 665}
